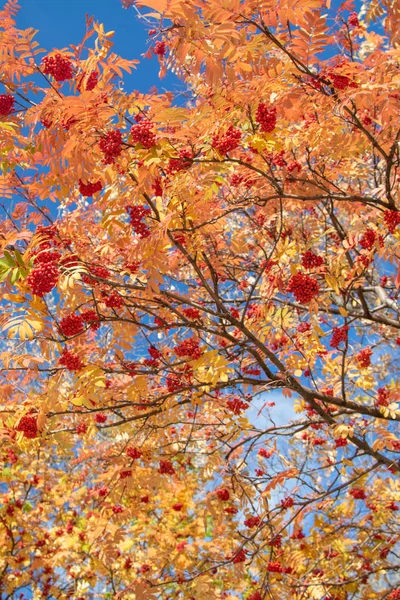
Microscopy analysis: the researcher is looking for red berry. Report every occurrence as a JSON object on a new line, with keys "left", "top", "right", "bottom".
{"left": 267, "top": 561, "right": 283, "bottom": 573}
{"left": 330, "top": 325, "right": 349, "bottom": 349}
{"left": 131, "top": 119, "right": 157, "bottom": 149}
{"left": 126, "top": 446, "right": 142, "bottom": 459}
{"left": 59, "top": 348, "right": 84, "bottom": 371}
{"left": 59, "top": 313, "right": 84, "bottom": 337}
{"left": 81, "top": 309, "right": 101, "bottom": 331}
{"left": 280, "top": 497, "right": 294, "bottom": 508}
{"left": 348, "top": 12, "right": 359, "bottom": 27}
{"left": 15, "top": 415, "right": 38, "bottom": 439}
{"left": 212, "top": 125, "right": 241, "bottom": 154}
{"left": 287, "top": 273, "right": 319, "bottom": 303}
{"left": 94, "top": 413, "right": 107, "bottom": 423}
{"left": 78, "top": 179, "right": 103, "bottom": 197}
{"left": 301, "top": 250, "right": 323, "bottom": 269}
{"left": 244, "top": 516, "right": 261, "bottom": 528}
{"left": 356, "top": 347, "right": 372, "bottom": 367}
{"left": 216, "top": 488, "right": 230, "bottom": 501}
{"left": 159, "top": 460, "right": 175, "bottom": 475}
{"left": 182, "top": 307, "right": 201, "bottom": 320}
{"left": 377, "top": 387, "right": 390, "bottom": 407}
{"left": 175, "top": 337, "right": 202, "bottom": 360}
{"left": 41, "top": 54, "right": 73, "bottom": 82}
{"left": 172, "top": 503, "right": 184, "bottom": 511}
{"left": 384, "top": 210, "right": 400, "bottom": 234}
{"left": 27, "top": 263, "right": 59, "bottom": 296}
{"left": 0, "top": 94, "right": 15, "bottom": 116}
{"left": 256, "top": 103, "right": 277, "bottom": 132}
{"left": 226, "top": 398, "right": 249, "bottom": 415}
{"left": 349, "top": 488, "right": 366, "bottom": 500}
{"left": 154, "top": 40, "right": 166, "bottom": 56}
{"left": 99, "top": 129, "right": 123, "bottom": 164}
{"left": 126, "top": 205, "right": 151, "bottom": 238}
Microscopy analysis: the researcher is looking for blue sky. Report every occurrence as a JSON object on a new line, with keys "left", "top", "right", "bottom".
{"left": 16, "top": 0, "right": 179, "bottom": 94}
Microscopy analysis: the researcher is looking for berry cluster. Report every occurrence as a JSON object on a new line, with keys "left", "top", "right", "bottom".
{"left": 348, "top": 12, "right": 359, "bottom": 27}
{"left": 377, "top": 387, "right": 390, "bottom": 407}
{"left": 287, "top": 273, "right": 319, "bottom": 304}
{"left": 81, "top": 309, "right": 101, "bottom": 331}
{"left": 78, "top": 70, "right": 98, "bottom": 92}
{"left": 349, "top": 488, "right": 366, "bottom": 500}
{"left": 99, "top": 129, "right": 123, "bottom": 164}
{"left": 59, "top": 348, "right": 84, "bottom": 371}
{"left": 287, "top": 161, "right": 302, "bottom": 173}
{"left": 248, "top": 592, "right": 262, "bottom": 600}
{"left": 127, "top": 205, "right": 151, "bottom": 238}
{"left": 95, "top": 413, "right": 107, "bottom": 423}
{"left": 297, "top": 322, "right": 311, "bottom": 333}
{"left": 148, "top": 346, "right": 162, "bottom": 360}
{"left": 27, "top": 262, "right": 59, "bottom": 296}
{"left": 159, "top": 460, "right": 175, "bottom": 475}
{"left": 268, "top": 534, "right": 282, "bottom": 548}
{"left": 360, "top": 228, "right": 383, "bottom": 250}
{"left": 335, "top": 437, "right": 348, "bottom": 448}
{"left": 356, "top": 347, "right": 372, "bottom": 368}
{"left": 267, "top": 561, "right": 283, "bottom": 573}
{"left": 126, "top": 446, "right": 142, "bottom": 459}
{"left": 225, "top": 506, "right": 238, "bottom": 514}
{"left": 112, "top": 505, "right": 124, "bottom": 514}
{"left": 226, "top": 398, "right": 249, "bottom": 415}
{"left": 324, "top": 64, "right": 358, "bottom": 90}
{"left": 103, "top": 291, "right": 124, "bottom": 309}
{"left": 0, "top": 94, "right": 15, "bottom": 116}
{"left": 154, "top": 40, "right": 166, "bottom": 56}
{"left": 330, "top": 325, "right": 349, "bottom": 349}
{"left": 301, "top": 250, "right": 323, "bottom": 269}
{"left": 175, "top": 337, "right": 202, "bottom": 360}
{"left": 172, "top": 503, "right": 184, "bottom": 511}
{"left": 78, "top": 179, "right": 103, "bottom": 197}
{"left": 182, "top": 307, "right": 201, "bottom": 320}
{"left": 41, "top": 54, "right": 73, "bottom": 82}
{"left": 384, "top": 210, "right": 400, "bottom": 234}
{"left": 389, "top": 590, "right": 400, "bottom": 600}
{"left": 130, "top": 119, "right": 157, "bottom": 149}
{"left": 167, "top": 149, "right": 193, "bottom": 173}
{"left": 216, "top": 488, "right": 230, "bottom": 501}
{"left": 259, "top": 448, "right": 274, "bottom": 458}
{"left": 231, "top": 549, "right": 246, "bottom": 564}
{"left": 16, "top": 415, "right": 38, "bottom": 438}
{"left": 244, "top": 516, "right": 261, "bottom": 528}
{"left": 281, "top": 497, "right": 294, "bottom": 508}
{"left": 76, "top": 422, "right": 87, "bottom": 435}
{"left": 166, "top": 373, "right": 182, "bottom": 393}
{"left": 212, "top": 126, "right": 241, "bottom": 154}
{"left": 256, "top": 103, "right": 277, "bottom": 132}
{"left": 59, "top": 313, "right": 84, "bottom": 337}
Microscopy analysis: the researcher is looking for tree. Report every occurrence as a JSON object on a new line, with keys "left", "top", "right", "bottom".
{"left": 0, "top": 0, "right": 399, "bottom": 597}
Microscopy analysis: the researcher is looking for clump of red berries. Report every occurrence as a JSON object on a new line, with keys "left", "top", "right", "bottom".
{"left": 281, "top": 497, "right": 294, "bottom": 508}
{"left": 335, "top": 437, "right": 348, "bottom": 448}
{"left": 15, "top": 415, "right": 38, "bottom": 439}
{"left": 384, "top": 210, "right": 400, "bottom": 234}
{"left": 267, "top": 561, "right": 283, "bottom": 573}
{"left": 127, "top": 205, "right": 151, "bottom": 238}
{"left": 131, "top": 119, "right": 157, "bottom": 149}
{"left": 95, "top": 413, "right": 107, "bottom": 423}
{"left": 256, "top": 103, "right": 277, "bottom": 132}
{"left": 175, "top": 337, "right": 202, "bottom": 360}
{"left": 212, "top": 125, "right": 241, "bottom": 154}
{"left": 27, "top": 262, "right": 59, "bottom": 296}
{"left": 59, "top": 348, "right": 84, "bottom": 371}
{"left": 81, "top": 309, "right": 101, "bottom": 331}
{"left": 59, "top": 313, "right": 84, "bottom": 337}
{"left": 126, "top": 446, "right": 142, "bottom": 459}
{"left": 248, "top": 592, "right": 262, "bottom": 600}
{"left": 0, "top": 94, "right": 15, "bottom": 116}
{"left": 226, "top": 398, "right": 249, "bottom": 415}
{"left": 244, "top": 516, "right": 261, "bottom": 528}
{"left": 41, "top": 54, "right": 73, "bottom": 82}
{"left": 154, "top": 40, "right": 166, "bottom": 56}
{"left": 78, "top": 179, "right": 102, "bottom": 197}
{"left": 287, "top": 273, "right": 319, "bottom": 303}
{"left": 360, "top": 228, "right": 383, "bottom": 250}
{"left": 182, "top": 307, "right": 201, "bottom": 320}
{"left": 377, "top": 386, "right": 390, "bottom": 407}
{"left": 349, "top": 488, "right": 366, "bottom": 500}
{"left": 356, "top": 347, "right": 372, "bottom": 368}
{"left": 99, "top": 129, "right": 123, "bottom": 164}
{"left": 167, "top": 149, "right": 193, "bottom": 173}
{"left": 159, "top": 460, "right": 175, "bottom": 475}
{"left": 258, "top": 448, "right": 274, "bottom": 458}
{"left": 348, "top": 12, "right": 359, "bottom": 27}
{"left": 102, "top": 291, "right": 124, "bottom": 309}
{"left": 231, "top": 549, "right": 246, "bottom": 564}
{"left": 301, "top": 250, "right": 323, "bottom": 269}
{"left": 330, "top": 325, "right": 349, "bottom": 349}
{"left": 216, "top": 488, "right": 230, "bottom": 501}
{"left": 78, "top": 70, "right": 98, "bottom": 92}
{"left": 389, "top": 590, "right": 400, "bottom": 600}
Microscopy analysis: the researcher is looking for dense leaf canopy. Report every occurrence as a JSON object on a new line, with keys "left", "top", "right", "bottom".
{"left": 0, "top": 0, "right": 399, "bottom": 598}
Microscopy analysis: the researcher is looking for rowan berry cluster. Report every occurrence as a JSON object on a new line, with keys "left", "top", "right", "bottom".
{"left": 166, "top": 373, "right": 182, "bottom": 393}
{"left": 41, "top": 54, "right": 73, "bottom": 81}
{"left": 130, "top": 119, "right": 157, "bottom": 148}
{"left": 175, "top": 337, "right": 202, "bottom": 360}
{"left": 76, "top": 422, "right": 87, "bottom": 435}
{"left": 330, "top": 325, "right": 349, "bottom": 349}
{"left": 212, "top": 126, "right": 241, "bottom": 154}
{"left": 59, "top": 313, "right": 84, "bottom": 337}
{"left": 356, "top": 347, "right": 372, "bottom": 367}
{"left": 360, "top": 228, "right": 383, "bottom": 250}
{"left": 231, "top": 549, "right": 246, "bottom": 564}
{"left": 126, "top": 205, "right": 151, "bottom": 238}
{"left": 258, "top": 448, "right": 274, "bottom": 458}
{"left": 256, "top": 103, "right": 277, "bottom": 132}
{"left": 59, "top": 348, "right": 84, "bottom": 371}
{"left": 384, "top": 210, "right": 400, "bottom": 233}
{"left": 78, "top": 179, "right": 103, "bottom": 196}
{"left": 159, "top": 460, "right": 175, "bottom": 475}
{"left": 301, "top": 250, "right": 323, "bottom": 269}
{"left": 267, "top": 561, "right": 283, "bottom": 573}
{"left": 225, "top": 506, "right": 238, "bottom": 514}
{"left": 244, "top": 516, "right": 261, "bottom": 528}
{"left": 350, "top": 488, "right": 366, "bottom": 499}
{"left": 226, "top": 398, "right": 249, "bottom": 415}
{"left": 216, "top": 488, "right": 230, "bottom": 501}
{"left": 268, "top": 534, "right": 282, "bottom": 548}
{"left": 27, "top": 262, "right": 59, "bottom": 296}
{"left": 287, "top": 161, "right": 302, "bottom": 173}
{"left": 167, "top": 149, "right": 193, "bottom": 173}
{"left": 126, "top": 446, "right": 142, "bottom": 459}
{"left": 247, "top": 592, "right": 262, "bottom": 600}
{"left": 95, "top": 413, "right": 107, "bottom": 423}
{"left": 103, "top": 291, "right": 124, "bottom": 309}
{"left": 324, "top": 64, "right": 358, "bottom": 90}
{"left": 81, "top": 310, "right": 100, "bottom": 331}
{"left": 348, "top": 12, "right": 359, "bottom": 27}
{"left": 281, "top": 497, "right": 294, "bottom": 508}
{"left": 78, "top": 70, "right": 98, "bottom": 92}
{"left": 99, "top": 129, "right": 123, "bottom": 164}
{"left": 112, "top": 505, "right": 124, "bottom": 514}
{"left": 182, "top": 307, "right": 201, "bottom": 320}
{"left": 154, "top": 40, "right": 166, "bottom": 56}
{"left": 389, "top": 590, "right": 400, "bottom": 600}
{"left": 0, "top": 94, "right": 15, "bottom": 116}
{"left": 15, "top": 415, "right": 38, "bottom": 439}
{"left": 172, "top": 503, "right": 184, "bottom": 511}
{"left": 377, "top": 387, "right": 390, "bottom": 407}
{"left": 297, "top": 322, "right": 311, "bottom": 333}
{"left": 335, "top": 437, "right": 348, "bottom": 448}
{"left": 120, "top": 470, "right": 132, "bottom": 479}
{"left": 287, "top": 273, "right": 319, "bottom": 303}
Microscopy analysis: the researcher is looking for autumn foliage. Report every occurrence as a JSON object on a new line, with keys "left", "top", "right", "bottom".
{"left": 0, "top": 0, "right": 400, "bottom": 598}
